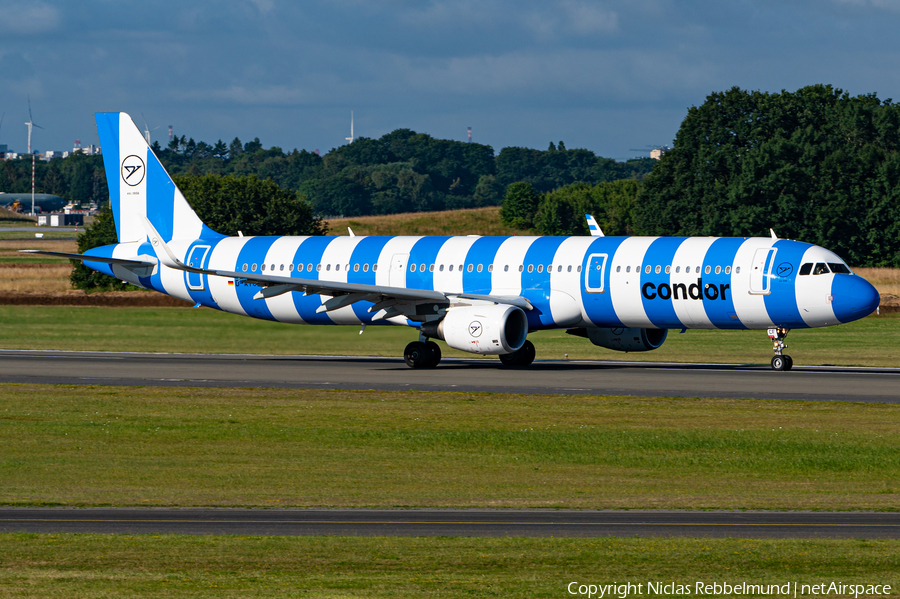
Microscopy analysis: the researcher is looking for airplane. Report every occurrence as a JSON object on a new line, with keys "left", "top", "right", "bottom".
{"left": 22, "top": 113, "right": 881, "bottom": 370}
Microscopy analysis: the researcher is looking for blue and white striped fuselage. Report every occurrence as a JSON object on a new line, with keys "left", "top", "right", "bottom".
{"left": 99, "top": 232, "right": 876, "bottom": 332}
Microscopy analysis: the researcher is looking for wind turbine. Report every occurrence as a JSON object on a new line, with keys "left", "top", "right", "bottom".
{"left": 24, "top": 97, "right": 43, "bottom": 215}
{"left": 25, "top": 96, "right": 43, "bottom": 155}
{"left": 141, "top": 113, "right": 160, "bottom": 145}
{"left": 345, "top": 110, "right": 354, "bottom": 144}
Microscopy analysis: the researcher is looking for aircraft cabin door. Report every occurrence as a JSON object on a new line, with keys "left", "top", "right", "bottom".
{"left": 585, "top": 253, "right": 608, "bottom": 293}
{"left": 186, "top": 245, "right": 211, "bottom": 291}
{"left": 390, "top": 253, "right": 409, "bottom": 288}
{"left": 749, "top": 248, "right": 776, "bottom": 295}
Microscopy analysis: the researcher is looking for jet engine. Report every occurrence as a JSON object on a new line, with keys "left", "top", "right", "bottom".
{"left": 568, "top": 327, "right": 667, "bottom": 352}
{"left": 421, "top": 304, "right": 528, "bottom": 355}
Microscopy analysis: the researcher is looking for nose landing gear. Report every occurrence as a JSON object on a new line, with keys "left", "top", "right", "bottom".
{"left": 767, "top": 327, "right": 793, "bottom": 371}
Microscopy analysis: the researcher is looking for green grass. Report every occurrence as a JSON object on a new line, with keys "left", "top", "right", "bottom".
{"left": 2, "top": 384, "right": 899, "bottom": 509}
{"left": 0, "top": 230, "right": 79, "bottom": 240}
{"left": 0, "top": 534, "right": 896, "bottom": 598}
{"left": 0, "top": 305, "right": 897, "bottom": 367}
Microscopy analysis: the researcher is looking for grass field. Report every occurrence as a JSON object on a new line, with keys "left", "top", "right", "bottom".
{"left": 0, "top": 534, "right": 897, "bottom": 598}
{"left": 2, "top": 384, "right": 899, "bottom": 509}
{"left": 1, "top": 304, "right": 898, "bottom": 366}
{"left": 327, "top": 206, "right": 529, "bottom": 237}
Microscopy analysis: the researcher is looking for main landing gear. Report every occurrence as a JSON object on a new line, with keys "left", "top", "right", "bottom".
{"left": 499, "top": 340, "right": 535, "bottom": 367}
{"left": 768, "top": 327, "right": 793, "bottom": 371}
{"left": 404, "top": 340, "right": 441, "bottom": 368}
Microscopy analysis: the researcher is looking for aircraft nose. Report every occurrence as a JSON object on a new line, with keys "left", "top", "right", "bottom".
{"left": 832, "top": 274, "right": 880, "bottom": 323}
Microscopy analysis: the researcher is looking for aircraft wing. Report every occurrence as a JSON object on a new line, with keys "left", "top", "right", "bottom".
{"left": 142, "top": 217, "right": 532, "bottom": 318}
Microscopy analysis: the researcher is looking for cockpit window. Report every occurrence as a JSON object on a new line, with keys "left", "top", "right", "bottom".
{"left": 828, "top": 263, "right": 852, "bottom": 274}
{"left": 813, "top": 263, "right": 830, "bottom": 275}
{"left": 799, "top": 263, "right": 812, "bottom": 276}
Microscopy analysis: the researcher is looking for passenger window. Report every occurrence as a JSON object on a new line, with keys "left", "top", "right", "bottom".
{"left": 519, "top": 265, "right": 524, "bottom": 272}
{"left": 242, "top": 263, "right": 248, "bottom": 272}
{"left": 799, "top": 263, "right": 812, "bottom": 276}
{"left": 467, "top": 264, "right": 473, "bottom": 273}
{"left": 326, "top": 264, "right": 331, "bottom": 271}
{"left": 373, "top": 264, "right": 377, "bottom": 271}
{"left": 626, "top": 266, "right": 631, "bottom": 273}
{"left": 504, "top": 265, "right": 509, "bottom": 272}
{"left": 410, "top": 264, "right": 416, "bottom": 272}
{"left": 430, "top": 264, "right": 435, "bottom": 272}
{"left": 477, "top": 264, "right": 483, "bottom": 273}
{"left": 577, "top": 265, "right": 582, "bottom": 273}
{"left": 645, "top": 265, "right": 651, "bottom": 274}
{"left": 353, "top": 264, "right": 359, "bottom": 272}
{"left": 715, "top": 266, "right": 721, "bottom": 275}
{"left": 488, "top": 265, "right": 494, "bottom": 272}
{"left": 289, "top": 264, "right": 294, "bottom": 272}
{"left": 655, "top": 265, "right": 661, "bottom": 274}
{"left": 419, "top": 264, "right": 425, "bottom": 272}
{"left": 262, "top": 264, "right": 267, "bottom": 271}
{"left": 279, "top": 264, "right": 284, "bottom": 271}
{"left": 705, "top": 265, "right": 711, "bottom": 275}
{"left": 567, "top": 265, "right": 572, "bottom": 273}
{"left": 665, "top": 266, "right": 671, "bottom": 274}
{"left": 829, "top": 263, "right": 851, "bottom": 274}
{"left": 558, "top": 265, "right": 562, "bottom": 272}
{"left": 813, "top": 263, "right": 830, "bottom": 275}
{"left": 307, "top": 263, "right": 313, "bottom": 272}
{"left": 527, "top": 265, "right": 534, "bottom": 273}
{"left": 685, "top": 266, "right": 691, "bottom": 274}
{"left": 439, "top": 264, "right": 444, "bottom": 272}
{"left": 336, "top": 264, "right": 341, "bottom": 272}
{"left": 675, "top": 266, "right": 680, "bottom": 273}
{"left": 537, "top": 264, "right": 543, "bottom": 273}
{"left": 449, "top": 265, "right": 454, "bottom": 272}
{"left": 616, "top": 265, "right": 621, "bottom": 273}
{"left": 735, "top": 266, "right": 740, "bottom": 274}
{"left": 725, "top": 266, "right": 731, "bottom": 274}
{"left": 252, "top": 263, "right": 258, "bottom": 271}
{"left": 317, "top": 264, "right": 322, "bottom": 272}
{"left": 271, "top": 264, "right": 275, "bottom": 271}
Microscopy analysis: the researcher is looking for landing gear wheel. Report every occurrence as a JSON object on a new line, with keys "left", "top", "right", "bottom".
{"left": 404, "top": 341, "right": 430, "bottom": 368}
{"left": 784, "top": 355, "right": 793, "bottom": 371}
{"left": 767, "top": 328, "right": 793, "bottom": 372}
{"left": 425, "top": 341, "right": 442, "bottom": 368}
{"left": 499, "top": 340, "right": 536, "bottom": 367}
{"left": 771, "top": 355, "right": 787, "bottom": 371}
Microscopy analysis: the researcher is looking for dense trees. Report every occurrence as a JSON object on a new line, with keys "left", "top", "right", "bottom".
{"left": 635, "top": 85, "right": 900, "bottom": 266}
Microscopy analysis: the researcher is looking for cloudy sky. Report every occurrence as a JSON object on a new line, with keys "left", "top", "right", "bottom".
{"left": 1, "top": 0, "right": 899, "bottom": 159}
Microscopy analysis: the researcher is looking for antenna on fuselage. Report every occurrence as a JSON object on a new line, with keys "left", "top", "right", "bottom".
{"left": 770, "top": 228, "right": 778, "bottom": 239}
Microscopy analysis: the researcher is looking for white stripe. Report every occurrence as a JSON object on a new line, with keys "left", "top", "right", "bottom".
{"left": 609, "top": 237, "right": 656, "bottom": 328}
{"left": 207, "top": 237, "right": 251, "bottom": 316}
{"left": 731, "top": 238, "right": 777, "bottom": 328}
{"left": 669, "top": 237, "right": 716, "bottom": 328}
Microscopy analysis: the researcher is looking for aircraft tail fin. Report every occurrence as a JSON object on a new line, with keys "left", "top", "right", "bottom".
{"left": 95, "top": 112, "right": 217, "bottom": 244}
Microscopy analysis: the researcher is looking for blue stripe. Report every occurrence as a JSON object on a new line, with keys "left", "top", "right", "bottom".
{"left": 408, "top": 237, "right": 451, "bottom": 292}
{"left": 83, "top": 244, "right": 118, "bottom": 278}
{"left": 764, "top": 240, "right": 809, "bottom": 329}
{"left": 581, "top": 237, "right": 626, "bottom": 328}
{"left": 94, "top": 114, "right": 122, "bottom": 241}
{"left": 639, "top": 237, "right": 685, "bottom": 329}
{"left": 234, "top": 237, "right": 277, "bottom": 321}
{"left": 347, "top": 236, "right": 392, "bottom": 323}
{"left": 463, "top": 236, "right": 508, "bottom": 294}
{"left": 145, "top": 147, "right": 175, "bottom": 243}
{"left": 521, "top": 237, "right": 566, "bottom": 329}
{"left": 289, "top": 237, "right": 336, "bottom": 324}
{"left": 701, "top": 238, "right": 746, "bottom": 329}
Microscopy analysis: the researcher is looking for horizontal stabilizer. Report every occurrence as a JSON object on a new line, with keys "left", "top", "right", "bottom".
{"left": 19, "top": 250, "right": 156, "bottom": 268}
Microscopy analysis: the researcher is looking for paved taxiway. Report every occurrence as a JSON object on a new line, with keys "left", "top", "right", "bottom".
{"left": 2, "top": 508, "right": 898, "bottom": 538}
{"left": 1, "top": 350, "right": 898, "bottom": 401}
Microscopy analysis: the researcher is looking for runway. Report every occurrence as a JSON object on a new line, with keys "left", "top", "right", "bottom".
{"left": 1, "top": 349, "right": 899, "bottom": 401}
{"left": 1, "top": 508, "right": 898, "bottom": 538}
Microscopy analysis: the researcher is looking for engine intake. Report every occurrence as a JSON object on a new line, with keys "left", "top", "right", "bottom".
{"left": 422, "top": 305, "right": 528, "bottom": 355}
{"left": 568, "top": 327, "right": 667, "bottom": 352}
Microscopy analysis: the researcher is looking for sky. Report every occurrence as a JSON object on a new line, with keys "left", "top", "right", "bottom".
{"left": 2, "top": 0, "right": 900, "bottom": 160}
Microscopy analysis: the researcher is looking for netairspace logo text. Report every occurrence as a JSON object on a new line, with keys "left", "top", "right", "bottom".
{"left": 567, "top": 581, "right": 892, "bottom": 598}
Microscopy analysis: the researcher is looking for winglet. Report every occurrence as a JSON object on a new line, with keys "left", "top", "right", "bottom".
{"left": 585, "top": 214, "right": 604, "bottom": 237}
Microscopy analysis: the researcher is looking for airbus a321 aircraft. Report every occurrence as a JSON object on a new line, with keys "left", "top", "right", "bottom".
{"left": 25, "top": 113, "right": 881, "bottom": 370}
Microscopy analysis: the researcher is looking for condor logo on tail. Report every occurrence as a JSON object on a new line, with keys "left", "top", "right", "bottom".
{"left": 642, "top": 278, "right": 730, "bottom": 301}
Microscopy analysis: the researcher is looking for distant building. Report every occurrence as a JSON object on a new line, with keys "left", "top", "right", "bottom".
{"left": 650, "top": 148, "right": 665, "bottom": 160}
{"left": 40, "top": 151, "right": 64, "bottom": 161}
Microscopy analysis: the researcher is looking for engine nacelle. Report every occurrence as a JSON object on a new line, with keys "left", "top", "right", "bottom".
{"left": 569, "top": 327, "right": 667, "bottom": 352}
{"left": 422, "top": 304, "right": 528, "bottom": 355}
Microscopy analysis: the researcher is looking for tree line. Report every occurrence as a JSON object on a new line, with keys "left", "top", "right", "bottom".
{"left": 504, "top": 85, "right": 900, "bottom": 267}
